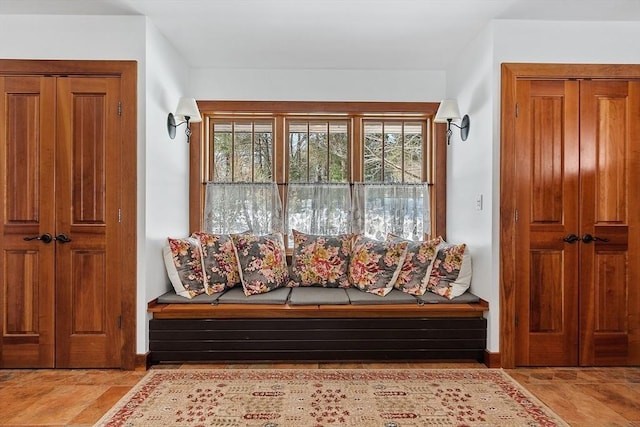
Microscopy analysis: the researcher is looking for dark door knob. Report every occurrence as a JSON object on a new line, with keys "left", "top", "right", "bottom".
{"left": 582, "top": 234, "right": 609, "bottom": 244}
{"left": 54, "top": 233, "right": 72, "bottom": 243}
{"left": 563, "top": 234, "right": 580, "bottom": 244}
{"left": 23, "top": 233, "right": 53, "bottom": 243}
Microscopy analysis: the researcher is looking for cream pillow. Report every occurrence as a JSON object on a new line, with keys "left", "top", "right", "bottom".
{"left": 163, "top": 237, "right": 207, "bottom": 299}
{"left": 424, "top": 241, "right": 472, "bottom": 299}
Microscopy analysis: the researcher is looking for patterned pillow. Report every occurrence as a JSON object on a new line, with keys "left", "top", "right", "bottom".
{"left": 162, "top": 237, "right": 207, "bottom": 299}
{"left": 230, "top": 232, "right": 289, "bottom": 296}
{"left": 191, "top": 231, "right": 241, "bottom": 293}
{"left": 288, "top": 230, "right": 353, "bottom": 288}
{"left": 424, "top": 242, "right": 472, "bottom": 299}
{"left": 348, "top": 235, "right": 408, "bottom": 296}
{"left": 387, "top": 235, "right": 442, "bottom": 296}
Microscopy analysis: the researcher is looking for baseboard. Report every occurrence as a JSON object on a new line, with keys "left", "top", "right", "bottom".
{"left": 135, "top": 352, "right": 151, "bottom": 371}
{"left": 484, "top": 350, "right": 501, "bottom": 368}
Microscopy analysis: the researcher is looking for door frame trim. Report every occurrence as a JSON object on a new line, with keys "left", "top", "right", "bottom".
{"left": 0, "top": 59, "right": 138, "bottom": 369}
{"left": 500, "top": 63, "right": 640, "bottom": 368}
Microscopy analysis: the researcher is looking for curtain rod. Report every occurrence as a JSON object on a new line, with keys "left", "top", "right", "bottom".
{"left": 205, "top": 181, "right": 432, "bottom": 186}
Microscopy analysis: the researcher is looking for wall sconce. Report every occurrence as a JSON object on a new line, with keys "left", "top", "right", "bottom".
{"left": 434, "top": 99, "right": 470, "bottom": 145}
{"left": 167, "top": 97, "right": 202, "bottom": 143}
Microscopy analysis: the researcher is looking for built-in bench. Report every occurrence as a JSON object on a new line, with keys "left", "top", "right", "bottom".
{"left": 148, "top": 287, "right": 488, "bottom": 364}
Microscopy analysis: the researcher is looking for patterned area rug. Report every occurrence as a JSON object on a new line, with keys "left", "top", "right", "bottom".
{"left": 95, "top": 369, "right": 568, "bottom": 427}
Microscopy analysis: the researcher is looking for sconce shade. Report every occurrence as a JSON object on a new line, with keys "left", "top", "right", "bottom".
{"left": 434, "top": 99, "right": 461, "bottom": 123}
{"left": 174, "top": 97, "right": 202, "bottom": 123}
{"left": 168, "top": 97, "right": 202, "bottom": 143}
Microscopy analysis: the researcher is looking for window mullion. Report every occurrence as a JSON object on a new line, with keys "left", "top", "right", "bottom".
{"left": 325, "top": 122, "right": 330, "bottom": 182}
{"left": 401, "top": 121, "right": 405, "bottom": 182}
{"left": 307, "top": 123, "right": 311, "bottom": 181}
{"left": 231, "top": 122, "right": 236, "bottom": 181}
{"left": 381, "top": 122, "right": 385, "bottom": 181}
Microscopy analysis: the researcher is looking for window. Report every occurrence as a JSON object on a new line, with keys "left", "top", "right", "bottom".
{"left": 190, "top": 101, "right": 446, "bottom": 243}
{"left": 210, "top": 120, "right": 273, "bottom": 182}
{"left": 288, "top": 120, "right": 349, "bottom": 183}
{"left": 363, "top": 120, "right": 426, "bottom": 183}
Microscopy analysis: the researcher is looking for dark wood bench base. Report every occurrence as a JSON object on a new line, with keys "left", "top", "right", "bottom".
{"left": 149, "top": 316, "right": 487, "bottom": 364}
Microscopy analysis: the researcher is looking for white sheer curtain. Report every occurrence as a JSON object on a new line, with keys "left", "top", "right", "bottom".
{"left": 352, "top": 183, "right": 430, "bottom": 240}
{"left": 204, "top": 182, "right": 283, "bottom": 235}
{"left": 286, "top": 183, "right": 351, "bottom": 245}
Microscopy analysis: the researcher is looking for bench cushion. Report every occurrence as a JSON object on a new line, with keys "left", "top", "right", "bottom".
{"left": 156, "top": 290, "right": 223, "bottom": 304}
{"left": 217, "top": 286, "right": 291, "bottom": 304}
{"left": 288, "top": 287, "right": 350, "bottom": 305}
{"left": 346, "top": 288, "right": 418, "bottom": 305}
{"left": 416, "top": 291, "right": 480, "bottom": 304}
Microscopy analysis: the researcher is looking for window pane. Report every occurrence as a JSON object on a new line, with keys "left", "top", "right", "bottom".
{"left": 364, "top": 120, "right": 424, "bottom": 183}
{"left": 289, "top": 123, "right": 308, "bottom": 182}
{"left": 288, "top": 120, "right": 348, "bottom": 183}
{"left": 234, "top": 122, "right": 253, "bottom": 182}
{"left": 254, "top": 122, "right": 272, "bottom": 182}
{"left": 309, "top": 122, "right": 328, "bottom": 181}
{"left": 404, "top": 122, "right": 422, "bottom": 183}
{"left": 329, "top": 122, "right": 348, "bottom": 182}
{"left": 211, "top": 120, "right": 273, "bottom": 182}
{"left": 364, "top": 121, "right": 383, "bottom": 182}
{"left": 212, "top": 122, "right": 232, "bottom": 181}
{"left": 384, "top": 123, "right": 402, "bottom": 182}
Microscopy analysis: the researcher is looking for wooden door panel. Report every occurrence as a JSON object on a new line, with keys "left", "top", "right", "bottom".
{"left": 580, "top": 80, "right": 640, "bottom": 365}
{"left": 0, "top": 76, "right": 55, "bottom": 368}
{"left": 71, "top": 94, "right": 106, "bottom": 224}
{"left": 55, "top": 77, "right": 121, "bottom": 368}
{"left": 529, "top": 250, "right": 565, "bottom": 333}
{"left": 71, "top": 250, "right": 107, "bottom": 333}
{"left": 515, "top": 79, "right": 580, "bottom": 366}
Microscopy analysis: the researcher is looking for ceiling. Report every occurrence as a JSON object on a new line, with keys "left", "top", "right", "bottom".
{"left": 2, "top": 0, "right": 639, "bottom": 70}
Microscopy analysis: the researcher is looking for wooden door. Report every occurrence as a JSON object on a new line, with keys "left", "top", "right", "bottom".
{"left": 513, "top": 77, "right": 640, "bottom": 366}
{"left": 578, "top": 80, "right": 640, "bottom": 365}
{"left": 514, "top": 79, "right": 581, "bottom": 366}
{"left": 0, "top": 74, "right": 123, "bottom": 368}
{"left": 54, "top": 77, "right": 122, "bottom": 368}
{"left": 0, "top": 76, "right": 56, "bottom": 368}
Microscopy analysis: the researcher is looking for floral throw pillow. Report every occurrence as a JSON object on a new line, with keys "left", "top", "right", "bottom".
{"left": 191, "top": 231, "right": 241, "bottom": 293}
{"left": 424, "top": 242, "right": 472, "bottom": 299}
{"left": 230, "top": 232, "right": 289, "bottom": 296}
{"left": 288, "top": 230, "right": 353, "bottom": 288}
{"left": 348, "top": 235, "right": 408, "bottom": 296}
{"left": 388, "top": 235, "right": 442, "bottom": 296}
{"left": 162, "top": 237, "right": 207, "bottom": 299}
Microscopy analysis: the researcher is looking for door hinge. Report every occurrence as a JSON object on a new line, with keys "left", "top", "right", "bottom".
{"left": 118, "top": 315, "right": 123, "bottom": 330}
{"left": 514, "top": 208, "right": 519, "bottom": 223}
{"left": 118, "top": 208, "right": 122, "bottom": 223}
{"left": 515, "top": 103, "right": 519, "bottom": 118}
{"left": 117, "top": 101, "right": 122, "bottom": 117}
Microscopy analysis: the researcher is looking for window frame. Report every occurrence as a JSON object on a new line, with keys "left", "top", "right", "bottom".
{"left": 189, "top": 101, "right": 447, "bottom": 240}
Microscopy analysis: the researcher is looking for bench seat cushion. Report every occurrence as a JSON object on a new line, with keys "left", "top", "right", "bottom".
{"left": 217, "top": 286, "right": 291, "bottom": 304}
{"left": 288, "top": 287, "right": 350, "bottom": 305}
{"left": 346, "top": 288, "right": 417, "bottom": 305}
{"left": 156, "top": 290, "right": 224, "bottom": 304}
{"left": 155, "top": 288, "right": 482, "bottom": 306}
{"left": 416, "top": 291, "right": 480, "bottom": 304}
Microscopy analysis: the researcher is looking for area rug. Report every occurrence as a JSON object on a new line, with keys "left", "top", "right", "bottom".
{"left": 95, "top": 369, "right": 568, "bottom": 427}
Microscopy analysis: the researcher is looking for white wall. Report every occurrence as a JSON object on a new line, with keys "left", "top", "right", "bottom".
{"left": 493, "top": 20, "right": 640, "bottom": 65}
{"left": 444, "top": 24, "right": 498, "bottom": 350}
{"left": 0, "top": 15, "right": 146, "bottom": 61}
{"left": 191, "top": 68, "right": 446, "bottom": 101}
{"left": 0, "top": 14, "right": 197, "bottom": 354}
{"left": 444, "top": 18, "right": 640, "bottom": 354}
{"left": 6, "top": 13, "right": 639, "bottom": 361}
{"left": 0, "top": 14, "right": 153, "bottom": 354}
{"left": 142, "top": 19, "right": 192, "bottom": 352}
